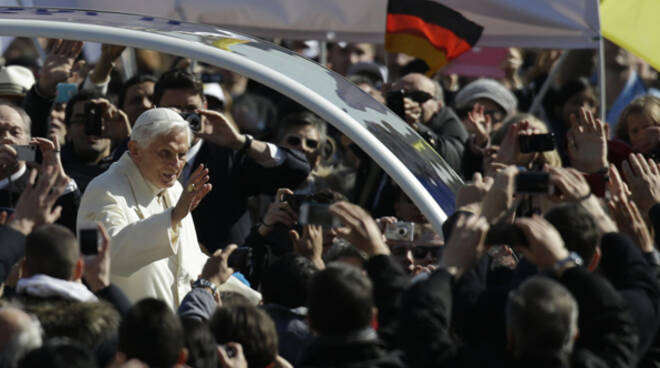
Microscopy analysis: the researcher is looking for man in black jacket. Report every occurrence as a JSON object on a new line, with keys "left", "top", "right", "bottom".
{"left": 388, "top": 73, "right": 468, "bottom": 172}
{"left": 153, "top": 70, "right": 310, "bottom": 251}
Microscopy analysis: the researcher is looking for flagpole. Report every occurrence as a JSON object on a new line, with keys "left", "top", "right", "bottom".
{"left": 598, "top": 34, "right": 607, "bottom": 123}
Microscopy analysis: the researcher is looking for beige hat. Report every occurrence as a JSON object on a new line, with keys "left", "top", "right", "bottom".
{"left": 0, "top": 65, "right": 35, "bottom": 97}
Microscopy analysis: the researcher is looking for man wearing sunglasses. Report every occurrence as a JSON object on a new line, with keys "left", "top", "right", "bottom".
{"left": 388, "top": 73, "right": 468, "bottom": 172}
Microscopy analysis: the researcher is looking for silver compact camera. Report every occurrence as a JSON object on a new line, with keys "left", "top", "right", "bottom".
{"left": 385, "top": 222, "right": 415, "bottom": 242}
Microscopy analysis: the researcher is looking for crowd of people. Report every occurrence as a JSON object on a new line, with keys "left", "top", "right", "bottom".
{"left": 0, "top": 34, "right": 659, "bottom": 368}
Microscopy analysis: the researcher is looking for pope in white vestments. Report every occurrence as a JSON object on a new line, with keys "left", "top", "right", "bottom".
{"left": 77, "top": 108, "right": 218, "bottom": 309}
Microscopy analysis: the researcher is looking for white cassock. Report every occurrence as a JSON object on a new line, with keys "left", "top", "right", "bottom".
{"left": 77, "top": 152, "right": 207, "bottom": 310}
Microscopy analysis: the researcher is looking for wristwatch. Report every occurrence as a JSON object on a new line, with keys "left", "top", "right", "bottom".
{"left": 553, "top": 252, "right": 583, "bottom": 275}
{"left": 237, "top": 134, "right": 253, "bottom": 155}
{"left": 192, "top": 278, "right": 218, "bottom": 296}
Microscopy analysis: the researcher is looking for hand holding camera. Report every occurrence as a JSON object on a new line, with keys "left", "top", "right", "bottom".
{"left": 259, "top": 188, "right": 297, "bottom": 236}
{"left": 546, "top": 166, "right": 590, "bottom": 202}
{"left": 515, "top": 216, "right": 569, "bottom": 272}
{"left": 85, "top": 99, "right": 131, "bottom": 140}
{"left": 290, "top": 224, "right": 324, "bottom": 269}
{"left": 81, "top": 223, "right": 112, "bottom": 292}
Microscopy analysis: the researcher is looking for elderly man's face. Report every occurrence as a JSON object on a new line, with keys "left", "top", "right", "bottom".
{"left": 130, "top": 130, "right": 190, "bottom": 189}
{"left": 0, "top": 105, "right": 29, "bottom": 146}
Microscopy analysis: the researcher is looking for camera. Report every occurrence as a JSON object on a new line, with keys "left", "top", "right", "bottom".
{"left": 519, "top": 133, "right": 556, "bottom": 154}
{"left": 515, "top": 171, "right": 554, "bottom": 195}
{"left": 282, "top": 193, "right": 309, "bottom": 212}
{"left": 385, "top": 90, "right": 405, "bottom": 119}
{"left": 385, "top": 222, "right": 415, "bottom": 242}
{"left": 84, "top": 102, "right": 103, "bottom": 136}
{"left": 181, "top": 112, "right": 202, "bottom": 132}
{"left": 11, "top": 144, "right": 42, "bottom": 164}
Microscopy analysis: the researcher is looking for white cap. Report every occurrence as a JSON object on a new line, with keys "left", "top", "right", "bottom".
{"left": 0, "top": 65, "right": 35, "bottom": 97}
{"left": 134, "top": 107, "right": 186, "bottom": 129}
{"left": 203, "top": 82, "right": 226, "bottom": 104}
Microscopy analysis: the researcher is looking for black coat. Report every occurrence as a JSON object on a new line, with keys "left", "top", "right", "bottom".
{"left": 398, "top": 267, "right": 638, "bottom": 368}
{"left": 0, "top": 225, "right": 25, "bottom": 283}
{"left": 415, "top": 107, "right": 468, "bottom": 174}
{"left": 190, "top": 141, "right": 310, "bottom": 252}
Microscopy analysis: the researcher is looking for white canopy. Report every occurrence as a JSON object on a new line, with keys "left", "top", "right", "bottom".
{"left": 25, "top": 0, "right": 601, "bottom": 48}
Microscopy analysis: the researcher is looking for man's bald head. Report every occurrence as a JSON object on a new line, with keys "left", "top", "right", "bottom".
{"left": 0, "top": 307, "right": 42, "bottom": 366}
{"left": 390, "top": 73, "right": 444, "bottom": 124}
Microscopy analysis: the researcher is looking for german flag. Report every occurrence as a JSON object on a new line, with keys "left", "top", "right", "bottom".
{"left": 386, "top": 0, "right": 483, "bottom": 75}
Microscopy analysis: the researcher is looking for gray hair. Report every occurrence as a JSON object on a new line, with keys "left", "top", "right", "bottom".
{"left": 0, "top": 307, "right": 43, "bottom": 368}
{"left": 130, "top": 119, "right": 191, "bottom": 148}
{"left": 276, "top": 111, "right": 327, "bottom": 147}
{"left": 506, "top": 276, "right": 578, "bottom": 360}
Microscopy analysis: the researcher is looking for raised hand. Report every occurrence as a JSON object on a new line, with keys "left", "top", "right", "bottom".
{"left": 201, "top": 244, "right": 237, "bottom": 287}
{"left": 566, "top": 107, "right": 608, "bottom": 173}
{"left": 31, "top": 135, "right": 69, "bottom": 183}
{"left": 259, "top": 188, "right": 297, "bottom": 236}
{"left": 481, "top": 165, "right": 517, "bottom": 223}
{"left": 196, "top": 109, "right": 244, "bottom": 150}
{"left": 90, "top": 44, "right": 126, "bottom": 85}
{"left": 621, "top": 153, "right": 660, "bottom": 219}
{"left": 547, "top": 166, "right": 591, "bottom": 202}
{"left": 330, "top": 201, "right": 389, "bottom": 257}
{"left": 290, "top": 225, "right": 324, "bottom": 269}
{"left": 608, "top": 195, "right": 654, "bottom": 253}
{"left": 465, "top": 103, "right": 492, "bottom": 148}
{"left": 439, "top": 214, "right": 489, "bottom": 277}
{"left": 9, "top": 165, "right": 67, "bottom": 234}
{"left": 515, "top": 215, "right": 569, "bottom": 272}
{"left": 494, "top": 121, "right": 530, "bottom": 166}
{"left": 172, "top": 164, "right": 212, "bottom": 225}
{"left": 456, "top": 171, "right": 494, "bottom": 208}
{"left": 38, "top": 39, "right": 84, "bottom": 97}
{"left": 88, "top": 98, "right": 131, "bottom": 140}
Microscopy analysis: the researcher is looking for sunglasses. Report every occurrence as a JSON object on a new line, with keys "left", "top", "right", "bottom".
{"left": 386, "top": 90, "right": 434, "bottom": 104}
{"left": 391, "top": 245, "right": 439, "bottom": 259}
{"left": 286, "top": 135, "right": 319, "bottom": 149}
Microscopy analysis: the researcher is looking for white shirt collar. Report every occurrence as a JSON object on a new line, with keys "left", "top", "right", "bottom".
{"left": 0, "top": 164, "right": 26, "bottom": 191}
{"left": 186, "top": 139, "right": 203, "bottom": 165}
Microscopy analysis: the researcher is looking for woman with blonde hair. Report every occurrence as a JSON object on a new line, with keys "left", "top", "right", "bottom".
{"left": 614, "top": 95, "right": 660, "bottom": 154}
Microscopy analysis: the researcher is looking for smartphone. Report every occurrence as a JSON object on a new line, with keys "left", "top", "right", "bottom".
{"left": 299, "top": 202, "right": 342, "bottom": 228}
{"left": 282, "top": 193, "right": 309, "bottom": 212}
{"left": 385, "top": 222, "right": 415, "bottom": 242}
{"left": 79, "top": 228, "right": 100, "bottom": 255}
{"left": 515, "top": 171, "right": 554, "bottom": 195}
{"left": 519, "top": 133, "right": 556, "bottom": 154}
{"left": 386, "top": 90, "right": 405, "bottom": 119}
{"left": 11, "top": 144, "right": 42, "bottom": 164}
{"left": 84, "top": 102, "right": 103, "bottom": 136}
{"left": 181, "top": 112, "right": 202, "bottom": 132}
{"left": 485, "top": 223, "right": 528, "bottom": 247}
{"left": 55, "top": 83, "right": 78, "bottom": 104}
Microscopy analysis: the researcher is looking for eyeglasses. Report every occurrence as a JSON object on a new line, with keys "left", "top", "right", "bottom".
{"left": 285, "top": 135, "right": 319, "bottom": 149}
{"left": 391, "top": 245, "right": 439, "bottom": 259}
{"left": 386, "top": 90, "right": 434, "bottom": 104}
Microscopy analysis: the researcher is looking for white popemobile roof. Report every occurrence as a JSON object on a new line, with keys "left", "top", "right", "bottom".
{"left": 0, "top": 7, "right": 464, "bottom": 235}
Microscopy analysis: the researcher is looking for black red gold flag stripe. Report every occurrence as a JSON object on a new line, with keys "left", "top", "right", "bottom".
{"left": 386, "top": 0, "right": 483, "bottom": 75}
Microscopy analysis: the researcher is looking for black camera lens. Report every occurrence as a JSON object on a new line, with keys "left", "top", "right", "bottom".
{"left": 181, "top": 112, "right": 202, "bottom": 132}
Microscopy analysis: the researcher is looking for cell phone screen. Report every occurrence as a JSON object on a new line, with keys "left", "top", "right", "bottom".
{"left": 79, "top": 229, "right": 99, "bottom": 255}
{"left": 84, "top": 103, "right": 103, "bottom": 136}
